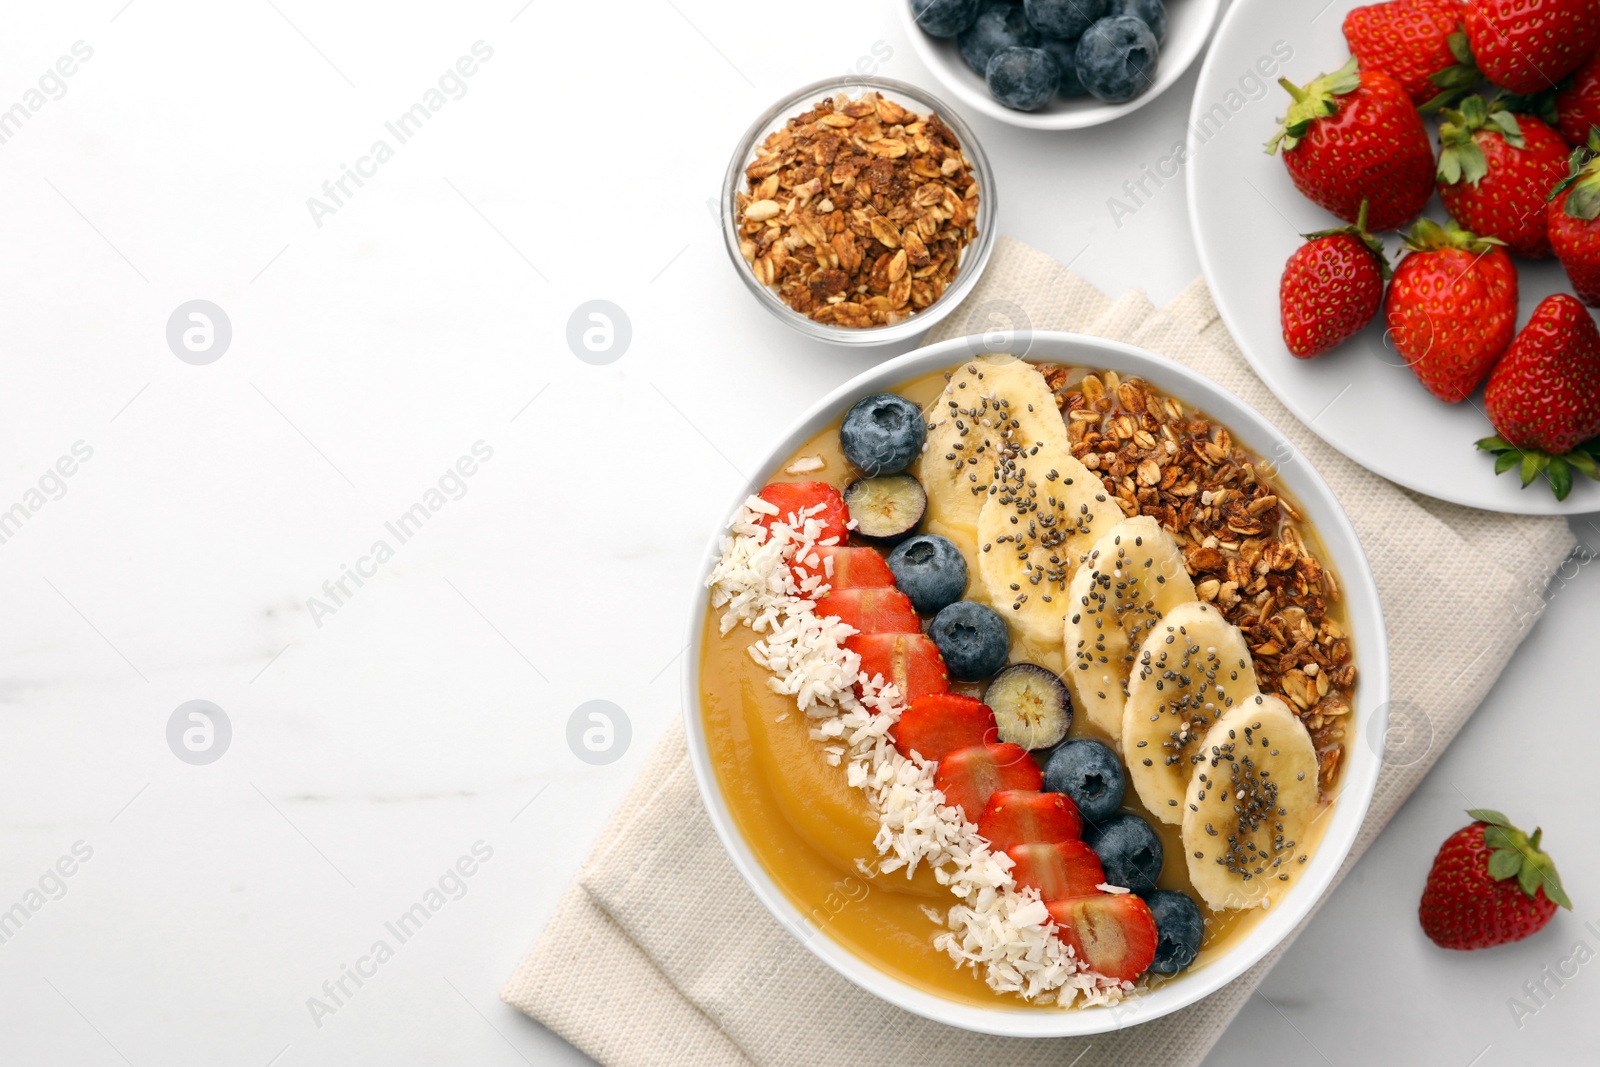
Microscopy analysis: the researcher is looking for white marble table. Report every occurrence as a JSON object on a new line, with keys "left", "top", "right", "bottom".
{"left": 0, "top": 3, "right": 1593, "bottom": 1064}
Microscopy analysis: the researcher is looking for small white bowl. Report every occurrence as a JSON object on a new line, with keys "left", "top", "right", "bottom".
{"left": 899, "top": 0, "right": 1223, "bottom": 130}
{"left": 723, "top": 76, "right": 997, "bottom": 346}
{"left": 682, "top": 333, "right": 1390, "bottom": 1036}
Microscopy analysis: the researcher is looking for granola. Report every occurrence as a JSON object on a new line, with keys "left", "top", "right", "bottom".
{"left": 1042, "top": 366, "right": 1354, "bottom": 796}
{"left": 734, "top": 92, "right": 979, "bottom": 328}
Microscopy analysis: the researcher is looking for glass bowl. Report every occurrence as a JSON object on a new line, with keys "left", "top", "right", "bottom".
{"left": 721, "top": 75, "right": 998, "bottom": 347}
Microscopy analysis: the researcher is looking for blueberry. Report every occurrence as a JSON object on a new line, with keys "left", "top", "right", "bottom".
{"left": 910, "top": 0, "right": 981, "bottom": 37}
{"left": 839, "top": 393, "right": 925, "bottom": 476}
{"left": 1039, "top": 36, "right": 1087, "bottom": 96}
{"left": 1076, "top": 15, "right": 1159, "bottom": 103}
{"left": 1084, "top": 812, "right": 1163, "bottom": 894}
{"left": 887, "top": 534, "right": 968, "bottom": 614}
{"left": 1145, "top": 889, "right": 1203, "bottom": 974}
{"left": 928, "top": 601, "right": 1011, "bottom": 680}
{"left": 1024, "top": 0, "right": 1107, "bottom": 40}
{"left": 985, "top": 47, "right": 1059, "bottom": 111}
{"left": 1109, "top": 0, "right": 1165, "bottom": 44}
{"left": 1042, "top": 738, "right": 1124, "bottom": 825}
{"left": 958, "top": 3, "right": 1039, "bottom": 76}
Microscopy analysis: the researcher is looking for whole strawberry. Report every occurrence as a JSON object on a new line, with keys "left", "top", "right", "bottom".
{"left": 1419, "top": 809, "right": 1570, "bottom": 951}
{"left": 1267, "top": 58, "right": 1436, "bottom": 232}
{"left": 1280, "top": 200, "right": 1391, "bottom": 357}
{"left": 1385, "top": 218, "right": 1519, "bottom": 401}
{"left": 1343, "top": 0, "right": 1478, "bottom": 108}
{"left": 1437, "top": 97, "right": 1571, "bottom": 256}
{"left": 1463, "top": 0, "right": 1600, "bottom": 96}
{"left": 1555, "top": 53, "right": 1600, "bottom": 148}
{"left": 1549, "top": 128, "right": 1600, "bottom": 304}
{"left": 1478, "top": 293, "right": 1600, "bottom": 499}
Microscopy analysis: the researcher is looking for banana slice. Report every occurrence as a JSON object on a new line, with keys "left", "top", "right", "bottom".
{"left": 1181, "top": 694, "right": 1319, "bottom": 911}
{"left": 1122, "top": 601, "right": 1258, "bottom": 823}
{"left": 916, "top": 356, "right": 1070, "bottom": 575}
{"left": 975, "top": 438, "right": 1110, "bottom": 647}
{"left": 1063, "top": 517, "right": 1197, "bottom": 739}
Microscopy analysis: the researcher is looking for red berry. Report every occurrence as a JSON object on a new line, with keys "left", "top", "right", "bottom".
{"left": 979, "top": 789, "right": 1083, "bottom": 852}
{"left": 1477, "top": 294, "right": 1600, "bottom": 500}
{"left": 1343, "top": 0, "right": 1474, "bottom": 108}
{"left": 1279, "top": 202, "right": 1390, "bottom": 358}
{"left": 1419, "top": 810, "right": 1570, "bottom": 951}
{"left": 933, "top": 743, "right": 1042, "bottom": 822}
{"left": 755, "top": 481, "right": 849, "bottom": 545}
{"left": 1555, "top": 52, "right": 1600, "bottom": 149}
{"left": 1006, "top": 840, "right": 1107, "bottom": 902}
{"left": 1267, "top": 59, "right": 1435, "bottom": 232}
{"left": 816, "top": 587, "right": 922, "bottom": 636}
{"left": 1384, "top": 218, "right": 1519, "bottom": 401}
{"left": 848, "top": 632, "right": 948, "bottom": 705}
{"left": 1463, "top": 0, "right": 1599, "bottom": 97}
{"left": 792, "top": 545, "right": 894, "bottom": 596}
{"left": 1549, "top": 134, "right": 1600, "bottom": 307}
{"left": 1046, "top": 893, "right": 1160, "bottom": 982}
{"left": 891, "top": 694, "right": 999, "bottom": 763}
{"left": 1436, "top": 98, "right": 1571, "bottom": 257}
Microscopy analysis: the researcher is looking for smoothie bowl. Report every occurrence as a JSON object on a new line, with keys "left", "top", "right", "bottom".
{"left": 682, "top": 335, "right": 1388, "bottom": 1036}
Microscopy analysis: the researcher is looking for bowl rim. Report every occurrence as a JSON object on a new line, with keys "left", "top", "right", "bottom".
{"left": 897, "top": 0, "right": 1225, "bottom": 131}
{"left": 681, "top": 332, "right": 1390, "bottom": 1037}
{"left": 720, "top": 74, "right": 998, "bottom": 347}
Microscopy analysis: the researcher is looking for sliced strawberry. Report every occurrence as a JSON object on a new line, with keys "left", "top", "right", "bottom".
{"left": 849, "top": 633, "right": 948, "bottom": 705}
{"left": 978, "top": 790, "right": 1083, "bottom": 852}
{"left": 933, "top": 743, "right": 1041, "bottom": 822}
{"left": 792, "top": 545, "right": 893, "bottom": 595}
{"left": 891, "top": 694, "right": 999, "bottom": 762}
{"left": 755, "top": 481, "right": 849, "bottom": 545}
{"left": 816, "top": 588, "right": 921, "bottom": 635}
{"left": 1046, "top": 893, "right": 1160, "bottom": 982}
{"left": 1006, "top": 841, "right": 1106, "bottom": 902}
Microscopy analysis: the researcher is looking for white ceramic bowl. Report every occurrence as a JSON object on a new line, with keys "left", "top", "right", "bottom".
{"left": 682, "top": 333, "right": 1389, "bottom": 1037}
{"left": 723, "top": 76, "right": 997, "bottom": 347}
{"left": 899, "top": 0, "right": 1224, "bottom": 130}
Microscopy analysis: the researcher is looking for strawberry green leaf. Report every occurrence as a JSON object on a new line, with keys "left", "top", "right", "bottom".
{"left": 1517, "top": 862, "right": 1542, "bottom": 898}
{"left": 1468, "top": 808, "right": 1511, "bottom": 826}
{"left": 1520, "top": 451, "right": 1544, "bottom": 487}
{"left": 1494, "top": 450, "right": 1522, "bottom": 474}
{"left": 1446, "top": 29, "right": 1472, "bottom": 66}
{"left": 1548, "top": 457, "right": 1573, "bottom": 501}
{"left": 1542, "top": 870, "right": 1574, "bottom": 910}
{"left": 1487, "top": 847, "right": 1522, "bottom": 880}
{"left": 1475, "top": 435, "right": 1511, "bottom": 452}
{"left": 1483, "top": 825, "right": 1519, "bottom": 850}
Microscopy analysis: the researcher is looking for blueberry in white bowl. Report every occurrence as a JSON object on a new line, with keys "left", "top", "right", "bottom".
{"left": 984, "top": 662, "right": 1072, "bottom": 749}
{"left": 1042, "top": 737, "right": 1124, "bottom": 825}
{"left": 1039, "top": 36, "right": 1088, "bottom": 96}
{"left": 1145, "top": 889, "right": 1204, "bottom": 974}
{"left": 886, "top": 534, "right": 968, "bottom": 615}
{"left": 1024, "top": 0, "right": 1106, "bottom": 40}
{"left": 986, "top": 46, "right": 1059, "bottom": 111}
{"left": 929, "top": 601, "right": 1010, "bottom": 680}
{"left": 1111, "top": 0, "right": 1165, "bottom": 44}
{"left": 911, "top": 0, "right": 982, "bottom": 37}
{"left": 1085, "top": 812, "right": 1164, "bottom": 894}
{"left": 957, "top": 3, "right": 1040, "bottom": 76}
{"left": 843, "top": 475, "right": 926, "bottom": 543}
{"left": 839, "top": 392, "right": 926, "bottom": 476}
{"left": 1076, "top": 15, "right": 1159, "bottom": 103}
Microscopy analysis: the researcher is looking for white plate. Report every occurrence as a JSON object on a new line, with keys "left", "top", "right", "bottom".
{"left": 1189, "top": 0, "right": 1600, "bottom": 514}
{"left": 899, "top": 0, "right": 1223, "bottom": 130}
{"left": 682, "top": 333, "right": 1389, "bottom": 1036}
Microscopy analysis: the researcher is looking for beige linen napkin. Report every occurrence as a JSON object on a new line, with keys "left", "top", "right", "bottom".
{"left": 503, "top": 238, "right": 1577, "bottom": 1065}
